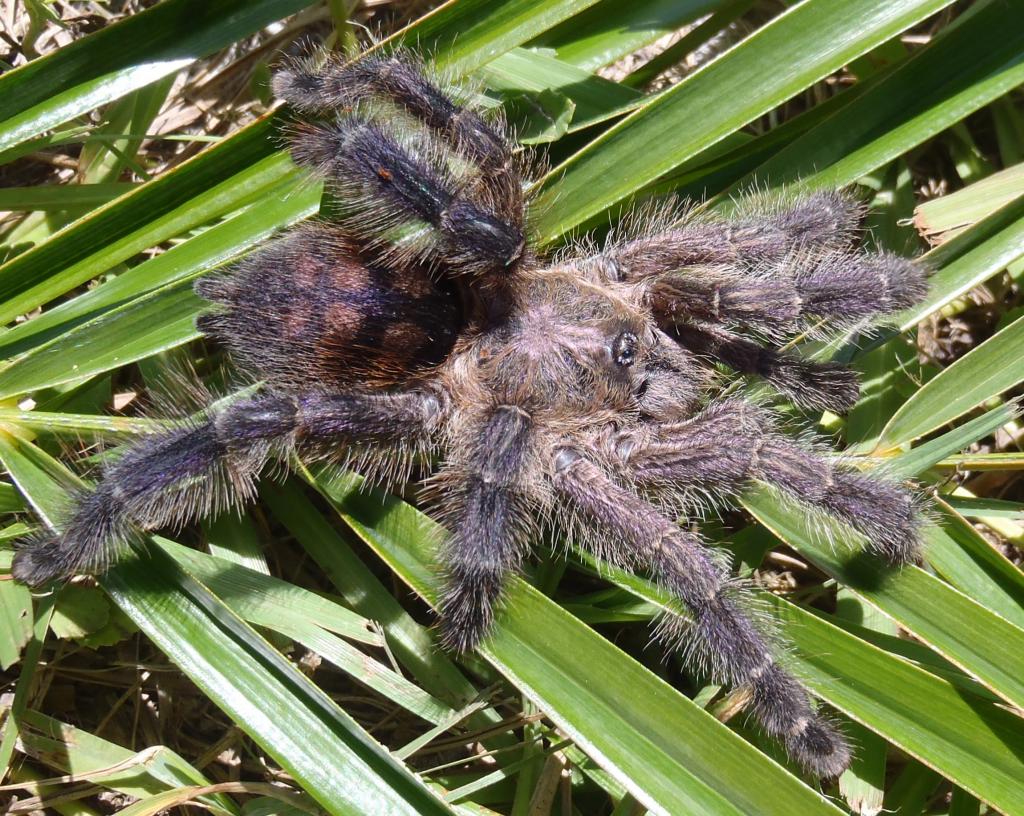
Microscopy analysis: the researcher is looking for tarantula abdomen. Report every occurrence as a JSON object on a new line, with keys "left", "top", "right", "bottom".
{"left": 196, "top": 222, "right": 461, "bottom": 389}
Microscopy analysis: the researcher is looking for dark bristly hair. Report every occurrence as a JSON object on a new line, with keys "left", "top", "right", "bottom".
{"left": 13, "top": 49, "right": 929, "bottom": 779}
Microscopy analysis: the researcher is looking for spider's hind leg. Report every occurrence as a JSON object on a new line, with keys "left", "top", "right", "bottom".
{"left": 274, "top": 52, "right": 513, "bottom": 177}
{"left": 552, "top": 449, "right": 851, "bottom": 777}
{"left": 12, "top": 389, "right": 444, "bottom": 586}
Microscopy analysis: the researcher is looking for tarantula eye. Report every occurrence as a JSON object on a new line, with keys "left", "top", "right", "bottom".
{"left": 612, "top": 331, "right": 639, "bottom": 367}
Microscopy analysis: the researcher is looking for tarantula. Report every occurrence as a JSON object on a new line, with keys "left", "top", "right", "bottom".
{"left": 13, "top": 50, "right": 928, "bottom": 778}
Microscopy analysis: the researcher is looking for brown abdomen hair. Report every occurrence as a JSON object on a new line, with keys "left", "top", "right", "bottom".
{"left": 195, "top": 222, "right": 460, "bottom": 388}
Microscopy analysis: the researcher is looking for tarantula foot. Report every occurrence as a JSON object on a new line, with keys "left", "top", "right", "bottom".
{"left": 786, "top": 719, "right": 852, "bottom": 779}
{"left": 438, "top": 569, "right": 502, "bottom": 652}
{"left": 822, "top": 470, "right": 923, "bottom": 565}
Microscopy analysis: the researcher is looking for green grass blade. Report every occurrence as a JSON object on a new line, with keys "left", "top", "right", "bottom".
{"left": 924, "top": 500, "right": 1024, "bottom": 629}
{"left": 885, "top": 193, "right": 1024, "bottom": 336}
{"left": 18, "top": 710, "right": 237, "bottom": 812}
{"left": 600, "top": 563, "right": 1024, "bottom": 815}
{"left": 880, "top": 403, "right": 1018, "bottom": 477}
{"left": 0, "top": 0, "right": 312, "bottom": 154}
{"left": 304, "top": 465, "right": 844, "bottom": 816}
{"left": 743, "top": 487, "right": 1024, "bottom": 713}
{"left": 0, "top": 183, "right": 137, "bottom": 211}
{"left": 531, "top": 0, "right": 958, "bottom": 242}
{"left": 914, "top": 161, "right": 1024, "bottom": 241}
{"left": 528, "top": 0, "right": 720, "bottom": 71}
{"left": 0, "top": 437, "right": 456, "bottom": 816}
{"left": 0, "top": 150, "right": 297, "bottom": 324}
{"left": 879, "top": 314, "right": 1024, "bottom": 446}
{"left": 772, "top": 598, "right": 1024, "bottom": 815}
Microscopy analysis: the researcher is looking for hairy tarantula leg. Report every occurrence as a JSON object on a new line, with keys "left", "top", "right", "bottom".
{"left": 436, "top": 405, "right": 534, "bottom": 652}
{"left": 290, "top": 117, "right": 524, "bottom": 275}
{"left": 616, "top": 399, "right": 921, "bottom": 564}
{"left": 12, "top": 390, "right": 444, "bottom": 587}
{"left": 274, "top": 52, "right": 514, "bottom": 177}
{"left": 590, "top": 191, "right": 865, "bottom": 278}
{"left": 670, "top": 323, "right": 860, "bottom": 413}
{"left": 552, "top": 450, "right": 851, "bottom": 777}
{"left": 647, "top": 250, "right": 927, "bottom": 338}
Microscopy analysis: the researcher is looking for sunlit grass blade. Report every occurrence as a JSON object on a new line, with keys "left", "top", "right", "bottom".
{"left": 0, "top": 175, "right": 318, "bottom": 360}
{"left": 530, "top": 0, "right": 958, "bottom": 242}
{"left": 0, "top": 435, "right": 457, "bottom": 816}
{"left": 0, "top": 150, "right": 297, "bottom": 324}
{"left": 743, "top": 487, "right": 1024, "bottom": 713}
{"left": 724, "top": 0, "right": 1024, "bottom": 193}
{"left": 302, "top": 465, "right": 844, "bottom": 816}
{"left": 0, "top": 0, "right": 311, "bottom": 154}
{"left": 879, "top": 314, "right": 1024, "bottom": 446}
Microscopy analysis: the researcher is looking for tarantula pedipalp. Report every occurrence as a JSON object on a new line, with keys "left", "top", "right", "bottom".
{"left": 13, "top": 50, "right": 928, "bottom": 778}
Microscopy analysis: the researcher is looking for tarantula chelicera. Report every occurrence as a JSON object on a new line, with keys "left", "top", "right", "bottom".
{"left": 14, "top": 51, "right": 928, "bottom": 777}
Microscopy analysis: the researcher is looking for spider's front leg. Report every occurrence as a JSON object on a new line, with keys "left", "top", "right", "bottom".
{"left": 12, "top": 388, "right": 445, "bottom": 586}
{"left": 581, "top": 191, "right": 927, "bottom": 411}
{"left": 551, "top": 449, "right": 852, "bottom": 777}
{"left": 432, "top": 405, "right": 537, "bottom": 652}
{"left": 614, "top": 398, "right": 921, "bottom": 564}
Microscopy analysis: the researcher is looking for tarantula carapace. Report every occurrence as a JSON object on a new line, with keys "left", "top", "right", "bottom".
{"left": 13, "top": 50, "right": 928, "bottom": 777}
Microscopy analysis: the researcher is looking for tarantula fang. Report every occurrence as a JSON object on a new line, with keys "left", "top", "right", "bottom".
{"left": 13, "top": 49, "right": 929, "bottom": 779}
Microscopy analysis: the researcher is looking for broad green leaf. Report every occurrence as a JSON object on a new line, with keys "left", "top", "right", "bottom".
{"left": 529, "top": 0, "right": 721, "bottom": 71}
{"left": 726, "top": 0, "right": 1024, "bottom": 193}
{"left": 0, "top": 436, "right": 455, "bottom": 816}
{"left": 743, "top": 487, "right": 1024, "bottom": 714}
{"left": 481, "top": 48, "right": 642, "bottom": 133}
{"left": 304, "top": 465, "right": 843, "bottom": 816}
{"left": 155, "top": 537, "right": 456, "bottom": 726}
{"left": 391, "top": 0, "right": 605, "bottom": 73}
{"left": 0, "top": 183, "right": 137, "bottom": 211}
{"left": 260, "top": 481, "right": 485, "bottom": 712}
{"left": 531, "top": 0, "right": 959, "bottom": 241}
{"left": 773, "top": 598, "right": 1024, "bottom": 816}
{"left": 157, "top": 538, "right": 379, "bottom": 646}
{"left": 879, "top": 314, "right": 1024, "bottom": 446}
{"left": 502, "top": 90, "right": 576, "bottom": 144}
{"left": 0, "top": 0, "right": 312, "bottom": 154}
